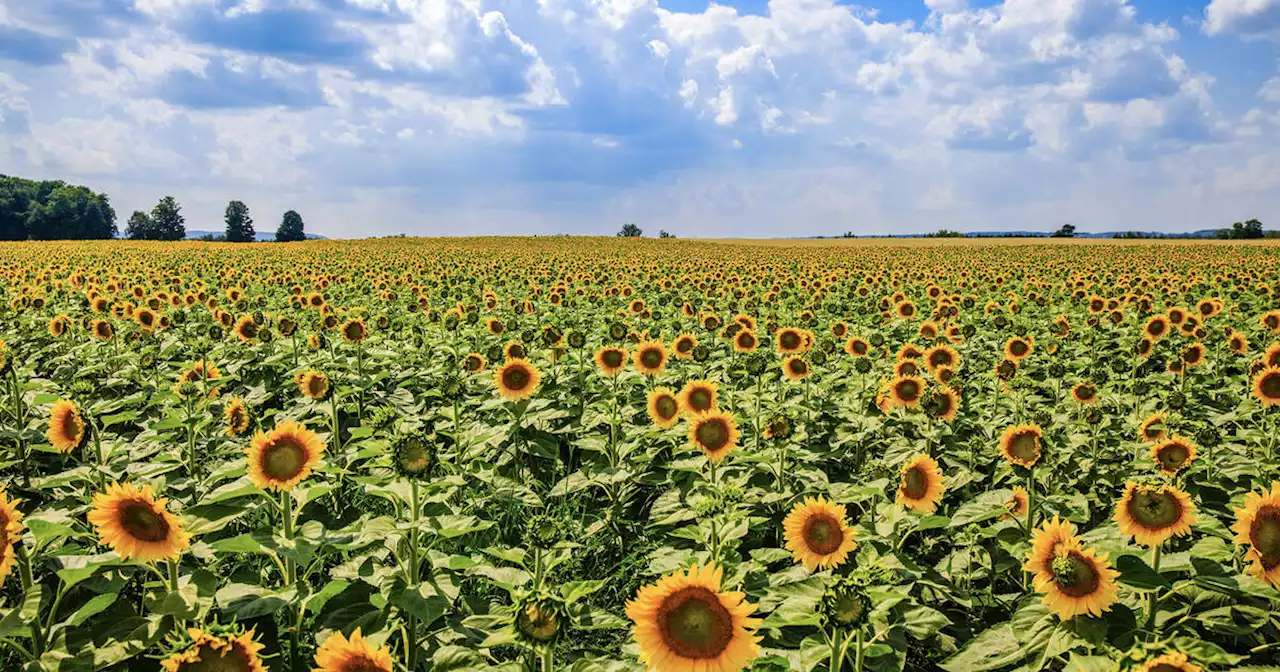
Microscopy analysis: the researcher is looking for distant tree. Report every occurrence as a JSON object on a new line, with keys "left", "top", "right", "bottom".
{"left": 1051, "top": 223, "right": 1076, "bottom": 238}
{"left": 926, "top": 229, "right": 964, "bottom": 238}
{"left": 125, "top": 210, "right": 156, "bottom": 240}
{"left": 658, "top": 229, "right": 675, "bottom": 239}
{"left": 617, "top": 223, "right": 642, "bottom": 238}
{"left": 276, "top": 210, "right": 306, "bottom": 242}
{"left": 150, "top": 196, "right": 186, "bottom": 241}
{"left": 842, "top": 231, "right": 857, "bottom": 238}
{"left": 224, "top": 200, "right": 255, "bottom": 242}
{"left": 0, "top": 175, "right": 116, "bottom": 240}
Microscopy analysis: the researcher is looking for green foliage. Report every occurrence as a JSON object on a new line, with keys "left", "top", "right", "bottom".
{"left": 223, "top": 200, "right": 256, "bottom": 243}
{"left": 1051, "top": 223, "right": 1076, "bottom": 238}
{"left": 617, "top": 223, "right": 642, "bottom": 237}
{"left": 276, "top": 209, "right": 306, "bottom": 242}
{"left": 0, "top": 174, "right": 117, "bottom": 240}
{"left": 1218, "top": 219, "right": 1265, "bottom": 240}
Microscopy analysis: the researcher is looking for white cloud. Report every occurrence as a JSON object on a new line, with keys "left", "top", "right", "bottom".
{"left": 1204, "top": 0, "right": 1280, "bottom": 39}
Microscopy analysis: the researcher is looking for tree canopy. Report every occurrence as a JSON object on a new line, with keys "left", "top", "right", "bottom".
{"left": 0, "top": 175, "right": 117, "bottom": 240}
{"left": 124, "top": 196, "right": 186, "bottom": 241}
{"left": 224, "top": 200, "right": 255, "bottom": 242}
{"left": 276, "top": 210, "right": 307, "bottom": 242}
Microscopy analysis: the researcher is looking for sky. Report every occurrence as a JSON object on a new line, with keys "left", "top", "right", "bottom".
{"left": 0, "top": 0, "right": 1278, "bottom": 239}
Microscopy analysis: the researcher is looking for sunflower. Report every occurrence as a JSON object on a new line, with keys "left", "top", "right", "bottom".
{"left": 1253, "top": 366, "right": 1280, "bottom": 407}
{"left": 1023, "top": 516, "right": 1079, "bottom": 577}
{"left": 1115, "top": 481, "right": 1196, "bottom": 547}
{"left": 1003, "top": 336, "right": 1033, "bottom": 362}
{"left": 1181, "top": 342, "right": 1205, "bottom": 369}
{"left": 1263, "top": 310, "right": 1280, "bottom": 335}
{"left": 633, "top": 341, "right": 668, "bottom": 376}
{"left": 843, "top": 336, "right": 870, "bottom": 357}
{"left": 1264, "top": 343, "right": 1280, "bottom": 368}
{"left": 998, "top": 423, "right": 1043, "bottom": 468}
{"left": 675, "top": 381, "right": 716, "bottom": 418}
{"left": 313, "top": 627, "right": 393, "bottom": 672}
{"left": 486, "top": 317, "right": 505, "bottom": 336}
{"left": 503, "top": 341, "right": 527, "bottom": 360}
{"left": 1137, "top": 413, "right": 1167, "bottom": 443}
{"left": 161, "top": 628, "right": 267, "bottom": 672}
{"left": 1151, "top": 436, "right": 1197, "bottom": 475}
{"left": 1231, "top": 481, "right": 1280, "bottom": 588}
{"left": 1144, "top": 315, "right": 1171, "bottom": 341}
{"left": 1029, "top": 538, "right": 1120, "bottom": 620}
{"left": 894, "top": 360, "right": 920, "bottom": 377}
{"left": 245, "top": 420, "right": 326, "bottom": 491}
{"left": 775, "top": 328, "right": 805, "bottom": 354}
{"left": 886, "top": 375, "right": 926, "bottom": 409}
{"left": 625, "top": 564, "right": 760, "bottom": 672}
{"left": 781, "top": 355, "right": 810, "bottom": 381}
{"left": 672, "top": 333, "right": 698, "bottom": 359}
{"left": 646, "top": 388, "right": 681, "bottom": 428}
{"left": 1138, "top": 651, "right": 1201, "bottom": 672}
{"left": 1002, "top": 486, "right": 1029, "bottom": 520}
{"left": 782, "top": 497, "right": 857, "bottom": 572}
{"left": 296, "top": 370, "right": 330, "bottom": 400}
{"left": 926, "top": 385, "right": 959, "bottom": 422}
{"left": 463, "top": 352, "right": 486, "bottom": 373}
{"left": 88, "top": 483, "right": 189, "bottom": 562}
{"left": 232, "top": 315, "right": 258, "bottom": 341}
{"left": 1070, "top": 382, "right": 1097, "bottom": 404}
{"left": 923, "top": 344, "right": 959, "bottom": 373}
{"left": 763, "top": 414, "right": 792, "bottom": 441}
{"left": 0, "top": 488, "right": 25, "bottom": 584}
{"left": 340, "top": 318, "right": 367, "bottom": 343}
{"left": 90, "top": 318, "right": 114, "bottom": 341}
{"left": 688, "top": 410, "right": 740, "bottom": 463}
{"left": 1228, "top": 332, "right": 1249, "bottom": 355}
{"left": 594, "top": 346, "right": 627, "bottom": 376}
{"left": 174, "top": 360, "right": 222, "bottom": 399}
{"left": 896, "top": 453, "right": 944, "bottom": 514}
{"left": 732, "top": 329, "right": 758, "bottom": 353}
{"left": 224, "top": 397, "right": 251, "bottom": 436}
{"left": 47, "top": 399, "right": 87, "bottom": 453}
{"left": 495, "top": 358, "right": 541, "bottom": 400}
{"left": 47, "top": 314, "right": 70, "bottom": 337}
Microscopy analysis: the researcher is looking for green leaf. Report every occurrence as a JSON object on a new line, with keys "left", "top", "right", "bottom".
{"left": 390, "top": 583, "right": 449, "bottom": 629}
{"left": 1115, "top": 554, "right": 1171, "bottom": 592}
{"left": 1065, "top": 654, "right": 1119, "bottom": 672}
{"left": 560, "top": 579, "right": 608, "bottom": 605}
{"left": 215, "top": 583, "right": 298, "bottom": 619}
{"left": 940, "top": 624, "right": 1027, "bottom": 672}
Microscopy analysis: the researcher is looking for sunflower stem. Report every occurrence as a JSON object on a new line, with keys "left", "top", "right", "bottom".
{"left": 853, "top": 627, "right": 865, "bottom": 672}
{"left": 541, "top": 643, "right": 555, "bottom": 672}
{"left": 828, "top": 628, "right": 843, "bottom": 672}
{"left": 15, "top": 542, "right": 44, "bottom": 656}
{"left": 9, "top": 365, "right": 29, "bottom": 488}
{"left": 407, "top": 479, "right": 421, "bottom": 670}
{"left": 1146, "top": 544, "right": 1162, "bottom": 634}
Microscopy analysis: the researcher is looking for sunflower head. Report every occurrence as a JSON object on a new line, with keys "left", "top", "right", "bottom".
{"left": 763, "top": 414, "right": 792, "bottom": 441}
{"left": 679, "top": 380, "right": 719, "bottom": 416}
{"left": 783, "top": 496, "right": 857, "bottom": 572}
{"left": 47, "top": 399, "right": 88, "bottom": 454}
{"left": 1004, "top": 337, "right": 1033, "bottom": 361}
{"left": 232, "top": 315, "right": 258, "bottom": 341}
{"left": 844, "top": 337, "right": 870, "bottom": 357}
{"left": 887, "top": 375, "right": 926, "bottom": 409}
{"left": 1115, "top": 480, "right": 1196, "bottom": 548}
{"left": 822, "top": 578, "right": 871, "bottom": 627}
{"left": 246, "top": 420, "right": 326, "bottom": 491}
{"left": 633, "top": 340, "right": 668, "bottom": 376}
{"left": 340, "top": 318, "right": 368, "bottom": 343}
{"left": 313, "top": 627, "right": 393, "bottom": 672}
{"left": 925, "top": 386, "right": 959, "bottom": 422}
{"left": 781, "top": 355, "right": 810, "bottom": 381}
{"left": 998, "top": 423, "right": 1043, "bottom": 468}
{"left": 515, "top": 599, "right": 562, "bottom": 644}
{"left": 1150, "top": 436, "right": 1197, "bottom": 475}
{"left": 733, "top": 329, "right": 758, "bottom": 353}
{"left": 1231, "top": 481, "right": 1280, "bottom": 588}
{"left": 1253, "top": 366, "right": 1280, "bottom": 407}
{"left": 224, "top": 397, "right": 250, "bottom": 436}
{"left": 1033, "top": 540, "right": 1120, "bottom": 620}
{"left": 896, "top": 453, "right": 945, "bottom": 514}
{"left": 392, "top": 434, "right": 436, "bottom": 480}
{"left": 161, "top": 628, "right": 267, "bottom": 672}
{"left": 594, "top": 346, "right": 628, "bottom": 376}
{"left": 0, "top": 488, "right": 26, "bottom": 584}
{"left": 88, "top": 482, "right": 189, "bottom": 562}
{"left": 1070, "top": 382, "right": 1097, "bottom": 404}
{"left": 688, "top": 410, "right": 740, "bottom": 463}
{"left": 1139, "top": 651, "right": 1201, "bottom": 672}
{"left": 1138, "top": 413, "right": 1167, "bottom": 443}
{"left": 463, "top": 352, "right": 486, "bottom": 373}
{"left": 495, "top": 358, "right": 541, "bottom": 401}
{"left": 672, "top": 333, "right": 698, "bottom": 359}
{"left": 1002, "top": 486, "right": 1029, "bottom": 519}
{"left": 625, "top": 564, "right": 760, "bottom": 672}
{"left": 646, "top": 388, "right": 681, "bottom": 428}
{"left": 296, "top": 370, "right": 331, "bottom": 400}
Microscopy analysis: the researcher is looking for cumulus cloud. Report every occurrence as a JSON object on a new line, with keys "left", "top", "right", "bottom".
{"left": 0, "top": 0, "right": 1273, "bottom": 237}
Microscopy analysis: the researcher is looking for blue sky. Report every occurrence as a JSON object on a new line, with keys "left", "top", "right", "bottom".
{"left": 1, "top": 0, "right": 1278, "bottom": 238}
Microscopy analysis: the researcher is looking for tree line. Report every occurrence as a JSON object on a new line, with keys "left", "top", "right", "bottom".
{"left": 1, "top": 174, "right": 308, "bottom": 242}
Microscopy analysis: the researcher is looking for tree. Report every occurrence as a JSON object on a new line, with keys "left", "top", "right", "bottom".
{"left": 276, "top": 210, "right": 306, "bottom": 242}
{"left": 658, "top": 230, "right": 675, "bottom": 239}
{"left": 617, "top": 223, "right": 642, "bottom": 237}
{"left": 0, "top": 175, "right": 116, "bottom": 240}
{"left": 842, "top": 231, "right": 857, "bottom": 238}
{"left": 224, "top": 200, "right": 255, "bottom": 242}
{"left": 125, "top": 210, "right": 156, "bottom": 240}
{"left": 150, "top": 196, "right": 186, "bottom": 241}
{"left": 1051, "top": 223, "right": 1076, "bottom": 238}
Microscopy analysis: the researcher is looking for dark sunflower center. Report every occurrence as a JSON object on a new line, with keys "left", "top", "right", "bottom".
{"left": 502, "top": 366, "right": 531, "bottom": 391}
{"left": 853, "top": 341, "right": 867, "bottom": 354}
{"left": 517, "top": 603, "right": 560, "bottom": 642}
{"left": 1008, "top": 432, "right": 1039, "bottom": 462}
{"left": 657, "top": 587, "right": 734, "bottom": 660}
{"left": 262, "top": 440, "right": 307, "bottom": 480}
{"left": 695, "top": 419, "right": 729, "bottom": 452}
{"left": 1010, "top": 341, "right": 1028, "bottom": 356}
{"left": 336, "top": 655, "right": 387, "bottom": 672}
{"left": 903, "top": 466, "right": 928, "bottom": 499}
{"left": 57, "top": 412, "right": 83, "bottom": 443}
{"left": 899, "top": 362, "right": 918, "bottom": 376}
{"left": 398, "top": 442, "right": 431, "bottom": 473}
{"left": 1267, "top": 315, "right": 1280, "bottom": 329}
{"left": 689, "top": 389, "right": 713, "bottom": 411}
{"left": 307, "top": 378, "right": 327, "bottom": 397}
{"left": 1147, "top": 665, "right": 1185, "bottom": 672}
{"left": 655, "top": 396, "right": 678, "bottom": 420}
{"left": 119, "top": 502, "right": 171, "bottom": 543}
{"left": 1075, "top": 386, "right": 1095, "bottom": 400}
{"left": 677, "top": 339, "right": 693, "bottom": 353}
{"left": 1148, "top": 321, "right": 1165, "bottom": 337}
{"left": 789, "top": 359, "right": 807, "bottom": 375}
{"left": 1156, "top": 443, "right": 1189, "bottom": 470}
{"left": 802, "top": 514, "right": 844, "bottom": 555}
{"left": 829, "top": 592, "right": 866, "bottom": 625}
{"left": 896, "top": 380, "right": 920, "bottom": 401}
{"left": 1051, "top": 552, "right": 1101, "bottom": 597}
{"left": 602, "top": 351, "right": 623, "bottom": 368}
{"left": 181, "top": 643, "right": 253, "bottom": 672}
{"left": 466, "top": 356, "right": 481, "bottom": 371}
{"left": 737, "top": 333, "right": 755, "bottom": 348}
{"left": 899, "top": 304, "right": 915, "bottom": 316}
{"left": 640, "top": 349, "right": 663, "bottom": 369}
{"left": 781, "top": 333, "right": 800, "bottom": 349}
{"left": 509, "top": 345, "right": 526, "bottom": 359}
{"left": 929, "top": 351, "right": 952, "bottom": 367}
{"left": 1126, "top": 489, "right": 1181, "bottom": 529}
{"left": 1261, "top": 373, "right": 1280, "bottom": 400}
{"left": 1249, "top": 507, "right": 1280, "bottom": 569}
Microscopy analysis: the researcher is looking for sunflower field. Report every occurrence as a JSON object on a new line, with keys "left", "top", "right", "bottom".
{"left": 1, "top": 237, "right": 1279, "bottom": 672}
